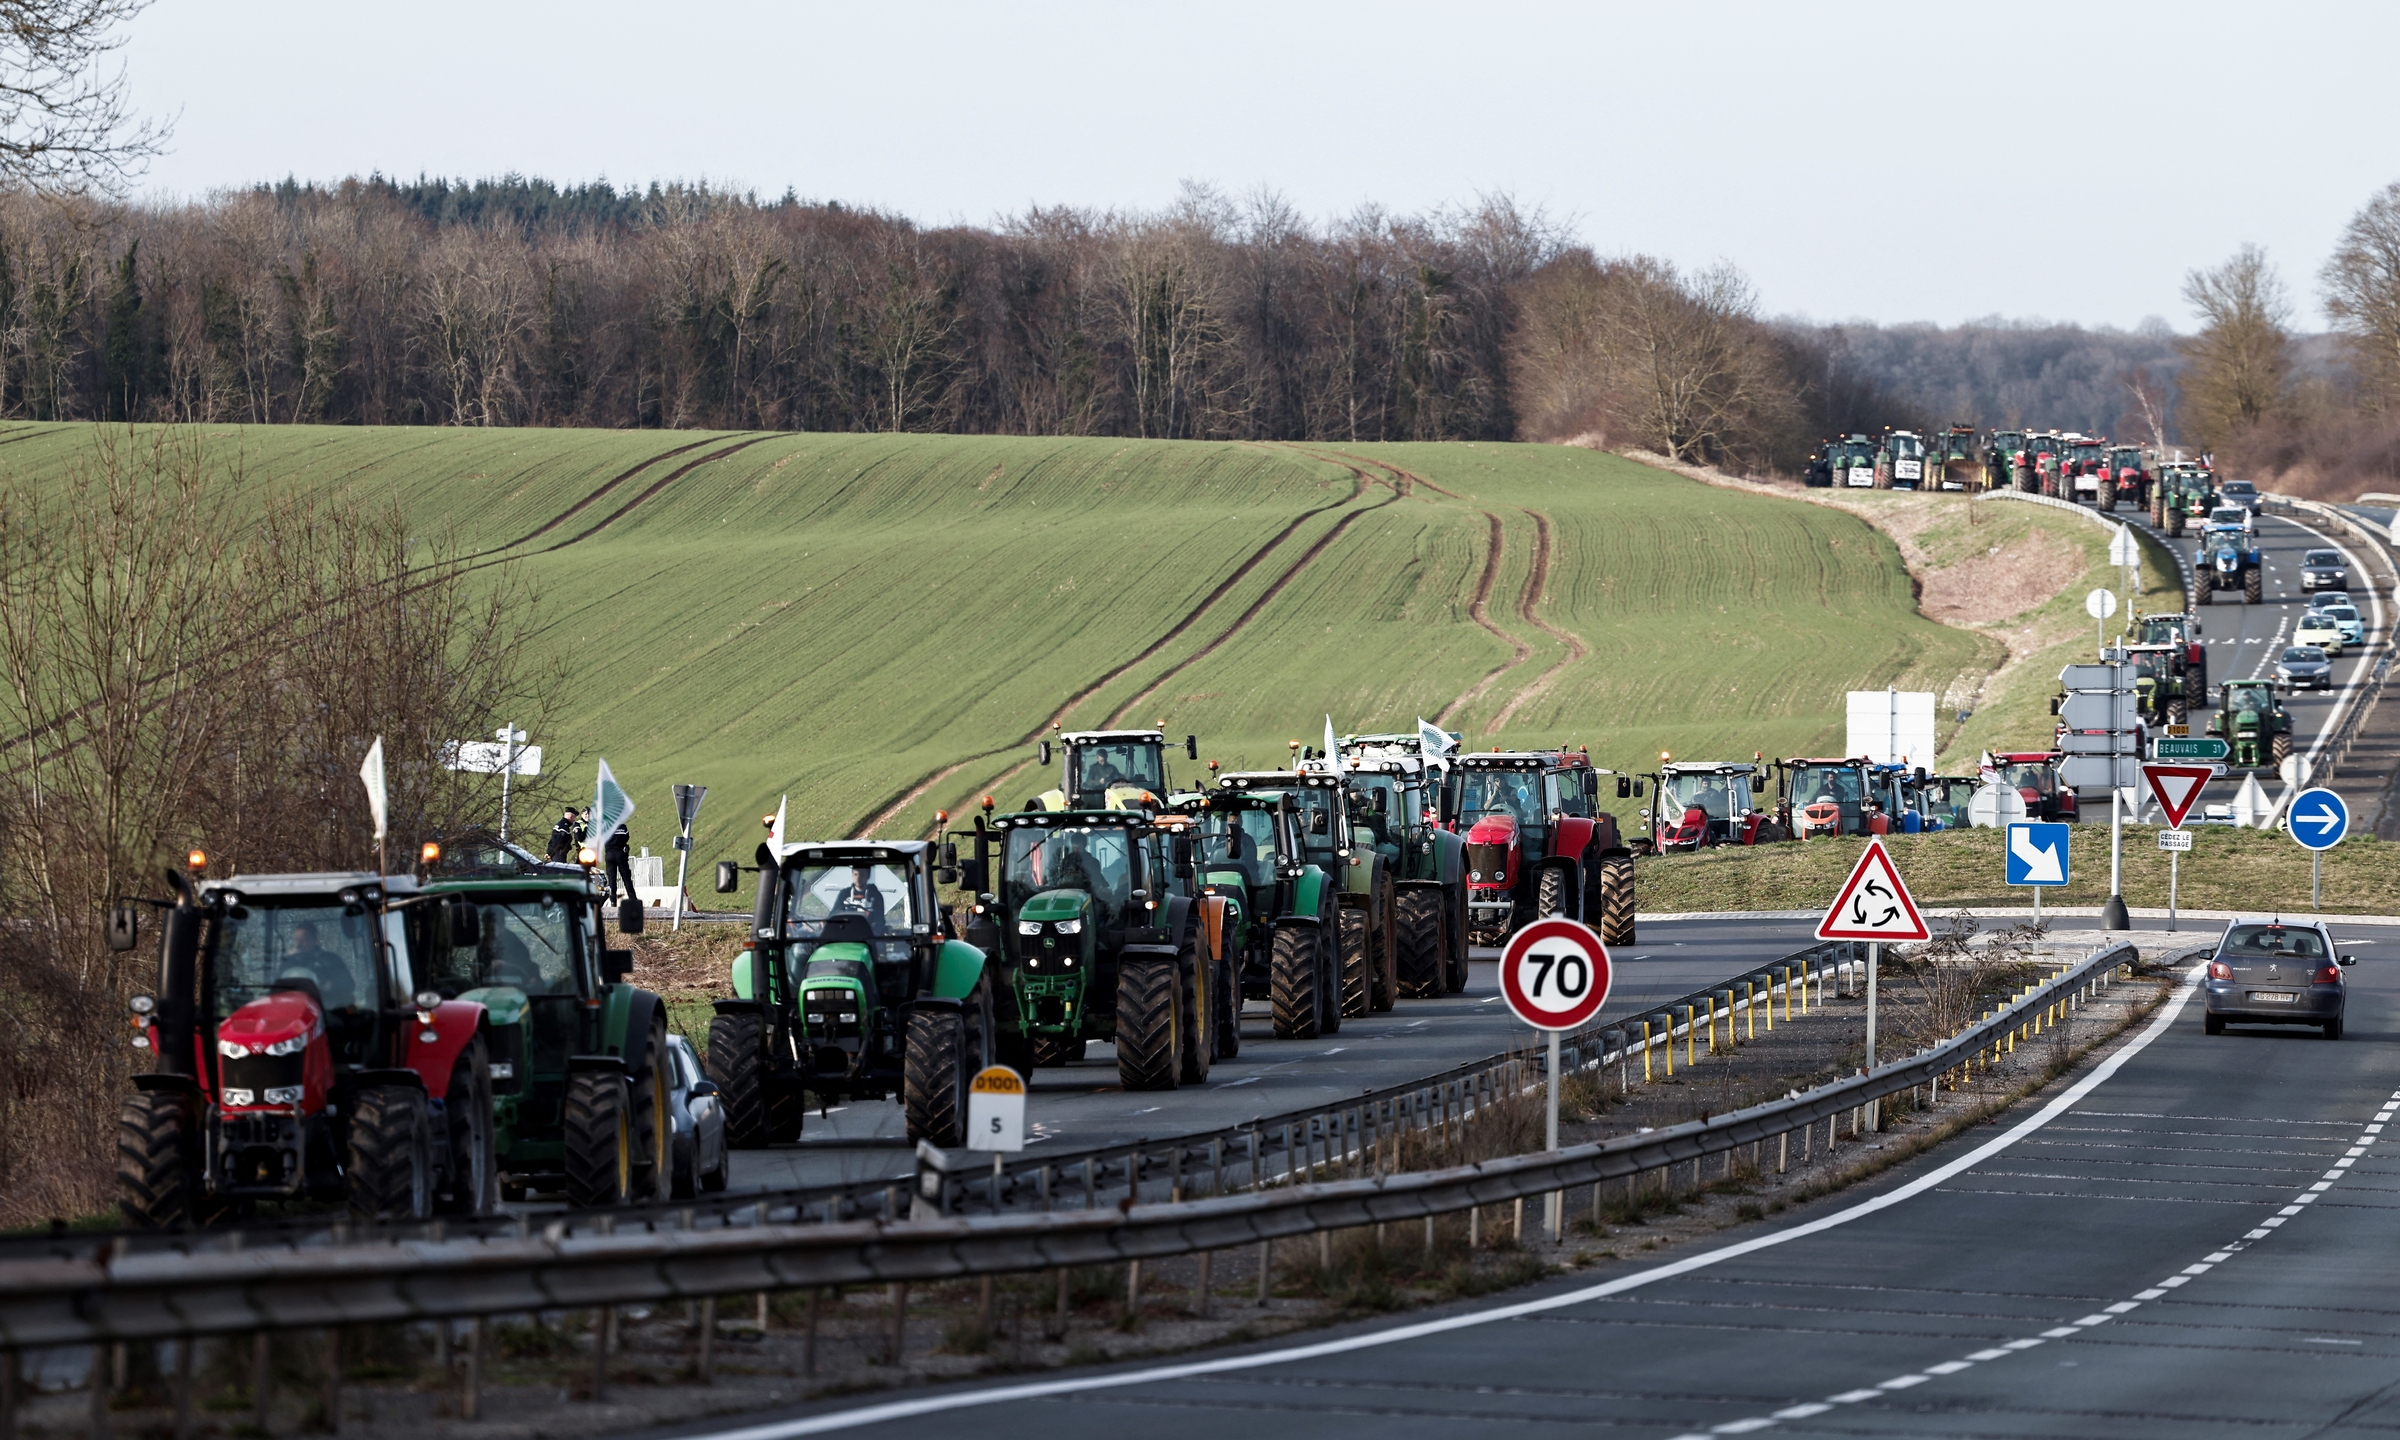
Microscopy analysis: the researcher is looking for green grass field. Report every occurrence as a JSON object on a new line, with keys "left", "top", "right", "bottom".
{"left": 0, "top": 424, "right": 2129, "bottom": 871}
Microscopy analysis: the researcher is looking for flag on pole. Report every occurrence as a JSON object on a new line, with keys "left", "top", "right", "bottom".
{"left": 592, "top": 758, "right": 636, "bottom": 847}
{"left": 768, "top": 793, "right": 788, "bottom": 848}
{"left": 359, "top": 737, "right": 388, "bottom": 840}
{"left": 1323, "top": 716, "right": 1346, "bottom": 777}
{"left": 1416, "top": 717, "right": 1456, "bottom": 758}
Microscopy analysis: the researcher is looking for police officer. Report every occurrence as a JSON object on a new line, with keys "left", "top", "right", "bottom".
{"left": 547, "top": 807, "right": 581, "bottom": 863}
{"left": 603, "top": 820, "right": 637, "bottom": 907}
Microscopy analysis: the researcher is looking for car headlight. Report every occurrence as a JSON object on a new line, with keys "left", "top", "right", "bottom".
{"left": 1055, "top": 917, "right": 1082, "bottom": 935}
{"left": 1017, "top": 919, "right": 1042, "bottom": 935}
{"left": 262, "top": 1085, "right": 304, "bottom": 1106}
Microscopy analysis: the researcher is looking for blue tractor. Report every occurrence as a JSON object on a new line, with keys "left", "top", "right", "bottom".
{"left": 2199, "top": 514, "right": 2262, "bottom": 606}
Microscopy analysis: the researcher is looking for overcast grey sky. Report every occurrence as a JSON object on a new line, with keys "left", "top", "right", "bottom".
{"left": 121, "top": 0, "right": 2400, "bottom": 331}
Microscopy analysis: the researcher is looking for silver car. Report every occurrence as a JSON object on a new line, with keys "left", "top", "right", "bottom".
{"left": 2301, "top": 550, "right": 2349, "bottom": 592}
{"left": 2219, "top": 479, "right": 2262, "bottom": 514}
{"left": 2203, "top": 917, "right": 2354, "bottom": 1038}
{"left": 665, "top": 1033, "right": 730, "bottom": 1195}
{"left": 2275, "top": 645, "right": 2333, "bottom": 690}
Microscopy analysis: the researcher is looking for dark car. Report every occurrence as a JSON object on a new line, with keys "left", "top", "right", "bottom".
{"left": 2219, "top": 479, "right": 2262, "bottom": 514}
{"left": 2301, "top": 549, "right": 2350, "bottom": 593}
{"left": 2203, "top": 918, "right": 2354, "bottom": 1038}
{"left": 2275, "top": 645, "right": 2333, "bottom": 691}
{"left": 665, "top": 1033, "right": 729, "bottom": 1195}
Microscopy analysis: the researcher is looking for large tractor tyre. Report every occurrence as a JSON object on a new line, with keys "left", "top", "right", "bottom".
{"left": 1177, "top": 931, "right": 1213, "bottom": 1086}
{"left": 1114, "top": 957, "right": 1185, "bottom": 1092}
{"left": 2244, "top": 566, "right": 2263, "bottom": 604}
{"left": 1338, "top": 907, "right": 1373, "bottom": 1019}
{"left": 347, "top": 1085, "right": 434, "bottom": 1222}
{"left": 1598, "top": 853, "right": 1637, "bottom": 947}
{"left": 1394, "top": 890, "right": 1445, "bottom": 999}
{"left": 1213, "top": 951, "right": 1242, "bottom": 1060}
{"left": 628, "top": 1018, "right": 674, "bottom": 1202}
{"left": 118, "top": 1092, "right": 205, "bottom": 1229}
{"left": 903, "top": 1008, "right": 970, "bottom": 1144}
{"left": 2167, "top": 697, "right": 2188, "bottom": 726}
{"left": 1444, "top": 892, "right": 1471, "bottom": 994}
{"left": 562, "top": 1070, "right": 632, "bottom": 1208}
{"left": 1270, "top": 925, "right": 1327, "bottom": 1040}
{"left": 1370, "top": 873, "right": 1398, "bottom": 1013}
{"left": 1536, "top": 865, "right": 1572, "bottom": 922}
{"left": 436, "top": 1036, "right": 499, "bottom": 1216}
{"left": 1032, "top": 1034, "right": 1084, "bottom": 1068}
{"left": 2271, "top": 731, "right": 2294, "bottom": 767}
{"left": 705, "top": 1011, "right": 769, "bottom": 1149}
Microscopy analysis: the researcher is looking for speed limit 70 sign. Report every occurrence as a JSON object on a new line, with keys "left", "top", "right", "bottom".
{"left": 1499, "top": 918, "right": 1613, "bottom": 1031}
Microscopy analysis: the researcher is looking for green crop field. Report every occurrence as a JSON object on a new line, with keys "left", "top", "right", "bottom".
{"left": 0, "top": 423, "right": 2133, "bottom": 873}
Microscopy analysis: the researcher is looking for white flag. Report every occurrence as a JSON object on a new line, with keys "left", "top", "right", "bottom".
{"left": 769, "top": 793, "right": 788, "bottom": 847}
{"left": 1416, "top": 717, "right": 1456, "bottom": 757}
{"left": 592, "top": 758, "right": 636, "bottom": 846}
{"left": 359, "top": 736, "right": 388, "bottom": 840}
{"left": 1323, "top": 716, "right": 1346, "bottom": 777}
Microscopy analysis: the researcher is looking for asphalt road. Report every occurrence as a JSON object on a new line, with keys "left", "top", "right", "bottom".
{"left": 728, "top": 915, "right": 1827, "bottom": 1192}
{"left": 693, "top": 921, "right": 2400, "bottom": 1440}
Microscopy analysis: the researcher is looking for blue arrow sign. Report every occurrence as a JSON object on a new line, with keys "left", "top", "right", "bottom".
{"left": 2288, "top": 787, "right": 2349, "bottom": 852}
{"left": 2005, "top": 822, "right": 2071, "bottom": 886}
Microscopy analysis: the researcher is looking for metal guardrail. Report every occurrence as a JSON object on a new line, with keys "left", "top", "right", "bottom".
{"left": 2262, "top": 495, "right": 2398, "bottom": 807}
{"left": 0, "top": 940, "right": 2148, "bottom": 1350}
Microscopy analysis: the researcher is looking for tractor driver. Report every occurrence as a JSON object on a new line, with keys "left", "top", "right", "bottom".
{"left": 281, "top": 920, "right": 360, "bottom": 1012}
{"left": 830, "top": 866, "right": 889, "bottom": 931}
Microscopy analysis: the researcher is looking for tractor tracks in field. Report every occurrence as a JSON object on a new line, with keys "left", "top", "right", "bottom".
{"left": 853, "top": 463, "right": 1396, "bottom": 838}
{"left": 1487, "top": 507, "right": 1588, "bottom": 731}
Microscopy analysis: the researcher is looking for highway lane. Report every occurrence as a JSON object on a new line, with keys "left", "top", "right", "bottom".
{"left": 716, "top": 921, "right": 2400, "bottom": 1440}
{"left": 727, "top": 915, "right": 1824, "bottom": 1191}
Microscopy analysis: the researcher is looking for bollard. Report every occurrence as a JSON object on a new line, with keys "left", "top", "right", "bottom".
{"left": 1126, "top": 1260, "right": 1142, "bottom": 1325}
{"left": 1777, "top": 1130, "right": 1788, "bottom": 1174}
{"left": 1258, "top": 1239, "right": 1273, "bottom": 1304}
{"left": 593, "top": 1306, "right": 614, "bottom": 1401}
{"left": 1642, "top": 1020, "right": 1654, "bottom": 1082}
{"left": 888, "top": 1281, "right": 909, "bottom": 1366}
{"left": 694, "top": 1298, "right": 715, "bottom": 1386}
{"left": 463, "top": 1319, "right": 482, "bottom": 1419}
{"left": 1197, "top": 1250, "right": 1212, "bottom": 1317}
{"left": 1703, "top": 995, "right": 1717, "bottom": 1054}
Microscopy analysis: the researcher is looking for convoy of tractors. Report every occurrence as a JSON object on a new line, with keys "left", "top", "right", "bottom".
{"left": 1804, "top": 426, "right": 2183, "bottom": 513}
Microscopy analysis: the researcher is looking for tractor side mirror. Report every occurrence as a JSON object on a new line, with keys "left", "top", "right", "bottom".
{"left": 619, "top": 900, "right": 645, "bottom": 935}
{"left": 1750, "top": 774, "right": 1766, "bottom": 795}
{"left": 447, "top": 896, "right": 481, "bottom": 948}
{"left": 601, "top": 948, "right": 633, "bottom": 982}
{"left": 716, "top": 860, "right": 741, "bottom": 894}
{"left": 2048, "top": 695, "right": 2063, "bottom": 716}
{"left": 1914, "top": 767, "right": 1928, "bottom": 785}
{"left": 1185, "top": 734, "right": 1198, "bottom": 760}
{"left": 959, "top": 857, "right": 988, "bottom": 892}
{"left": 1038, "top": 740, "right": 1053, "bottom": 766}
{"left": 1633, "top": 780, "right": 1645, "bottom": 798}
{"left": 1615, "top": 775, "right": 1631, "bottom": 799}
{"left": 938, "top": 841, "right": 959, "bottom": 887}
{"left": 1171, "top": 835, "right": 1193, "bottom": 877}
{"left": 105, "top": 903, "right": 139, "bottom": 953}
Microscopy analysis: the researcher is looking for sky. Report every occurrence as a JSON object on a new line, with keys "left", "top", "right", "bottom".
{"left": 119, "top": 0, "right": 2400, "bottom": 332}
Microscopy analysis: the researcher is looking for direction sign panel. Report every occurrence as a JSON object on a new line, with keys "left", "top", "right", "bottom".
{"left": 2142, "top": 763, "right": 2215, "bottom": 829}
{"left": 2060, "top": 663, "right": 2129, "bottom": 691}
{"left": 1815, "top": 839, "right": 1931, "bottom": 941}
{"left": 2060, "top": 691, "right": 2139, "bottom": 731}
{"left": 2155, "top": 737, "right": 2229, "bottom": 761}
{"left": 1499, "top": 918, "right": 1612, "bottom": 1031}
{"left": 2288, "top": 788, "right": 2350, "bottom": 852}
{"left": 966, "top": 1066, "right": 1027, "bottom": 1152}
{"left": 2005, "top": 822, "right": 2070, "bottom": 887}
{"left": 2058, "top": 755, "right": 2140, "bottom": 789}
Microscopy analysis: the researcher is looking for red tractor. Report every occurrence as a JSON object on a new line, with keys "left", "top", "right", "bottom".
{"left": 1456, "top": 750, "right": 1635, "bottom": 947}
{"left": 1775, "top": 757, "right": 1877, "bottom": 838}
{"left": 2106, "top": 444, "right": 2149, "bottom": 512}
{"left": 1990, "top": 753, "right": 2079, "bottom": 822}
{"left": 115, "top": 858, "right": 502, "bottom": 1225}
{"left": 1634, "top": 757, "right": 1792, "bottom": 851}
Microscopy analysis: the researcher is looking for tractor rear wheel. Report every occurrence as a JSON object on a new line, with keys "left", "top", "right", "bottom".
{"left": 1270, "top": 924, "right": 1326, "bottom": 1040}
{"left": 1032, "top": 1035, "right": 1083, "bottom": 1067}
{"left": 117, "top": 1092, "right": 204, "bottom": 1228}
{"left": 2244, "top": 566, "right": 2263, "bottom": 604}
{"left": 1338, "top": 906, "right": 1372, "bottom": 1018}
{"left": 1213, "top": 948, "right": 1242, "bottom": 1059}
{"left": 1444, "top": 892, "right": 1470, "bottom": 993}
{"left": 436, "top": 1036, "right": 499, "bottom": 1216}
{"left": 630, "top": 1018, "right": 673, "bottom": 1202}
{"left": 562, "top": 1070, "right": 631, "bottom": 1207}
{"left": 2167, "top": 697, "right": 2188, "bottom": 726}
{"left": 705, "top": 1010, "right": 768, "bottom": 1149}
{"left": 1536, "top": 865, "right": 1571, "bottom": 921}
{"left": 1115, "top": 957, "right": 1184, "bottom": 1091}
{"left": 347, "top": 1085, "right": 433, "bottom": 1221}
{"left": 2271, "top": 731, "right": 2293, "bottom": 767}
{"left": 1178, "top": 929, "right": 1212, "bottom": 1085}
{"left": 904, "top": 1008, "right": 970, "bottom": 1143}
{"left": 1599, "top": 854, "right": 1637, "bottom": 946}
{"left": 1395, "top": 890, "right": 1444, "bottom": 998}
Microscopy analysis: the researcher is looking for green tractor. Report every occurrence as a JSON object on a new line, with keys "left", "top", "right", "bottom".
{"left": 1173, "top": 784, "right": 1346, "bottom": 1039}
{"left": 708, "top": 836, "right": 994, "bottom": 1145}
{"left": 1328, "top": 750, "right": 1470, "bottom": 997}
{"left": 2206, "top": 679, "right": 2294, "bottom": 769}
{"left": 420, "top": 850, "right": 672, "bottom": 1206}
{"left": 2125, "top": 642, "right": 2193, "bottom": 727}
{"left": 1936, "top": 424, "right": 1981, "bottom": 490}
{"left": 2153, "top": 462, "right": 2216, "bottom": 536}
{"left": 960, "top": 805, "right": 1226, "bottom": 1089}
{"left": 2129, "top": 610, "right": 2208, "bottom": 700}
{"left": 1026, "top": 728, "right": 1197, "bottom": 813}
{"left": 1219, "top": 764, "right": 1396, "bottom": 1022}
{"left": 1985, "top": 429, "right": 2030, "bottom": 491}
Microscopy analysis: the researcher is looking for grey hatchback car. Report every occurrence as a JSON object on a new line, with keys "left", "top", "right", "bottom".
{"left": 2275, "top": 645, "right": 2333, "bottom": 690}
{"left": 2204, "top": 917, "right": 2355, "bottom": 1038}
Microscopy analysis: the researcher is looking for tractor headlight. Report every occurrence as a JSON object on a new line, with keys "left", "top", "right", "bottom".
{"left": 262, "top": 1085, "right": 304, "bottom": 1107}
{"left": 217, "top": 1039, "right": 249, "bottom": 1059}
{"left": 261, "top": 1034, "right": 310, "bottom": 1057}
{"left": 1017, "top": 920, "right": 1042, "bottom": 935}
{"left": 1054, "top": 918, "right": 1083, "bottom": 935}
{"left": 221, "top": 1088, "right": 255, "bottom": 1106}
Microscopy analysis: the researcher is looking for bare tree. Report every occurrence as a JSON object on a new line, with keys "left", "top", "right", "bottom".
{"left": 2323, "top": 180, "right": 2400, "bottom": 412}
{"left": 2121, "top": 365, "right": 2173, "bottom": 451}
{"left": 2178, "top": 244, "right": 2292, "bottom": 453}
{"left": 0, "top": 0, "right": 167, "bottom": 193}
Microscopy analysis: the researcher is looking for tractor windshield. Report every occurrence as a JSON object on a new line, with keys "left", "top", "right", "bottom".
{"left": 1661, "top": 771, "right": 1742, "bottom": 820}
{"left": 2133, "top": 617, "right": 2184, "bottom": 645}
{"left": 1073, "top": 741, "right": 1163, "bottom": 796}
{"left": 2227, "top": 685, "right": 2272, "bottom": 715}
{"left": 1458, "top": 769, "right": 1542, "bottom": 827}
{"left": 1789, "top": 765, "right": 1863, "bottom": 826}
{"left": 1196, "top": 805, "right": 1281, "bottom": 887}
{"left": 422, "top": 893, "right": 584, "bottom": 998}
{"left": 1003, "top": 826, "right": 1134, "bottom": 926}
{"left": 2131, "top": 650, "right": 2173, "bottom": 680}
{"left": 1345, "top": 773, "right": 1404, "bottom": 842}
{"left": 1891, "top": 435, "right": 1923, "bottom": 459}
{"left": 785, "top": 863, "right": 915, "bottom": 936}
{"left": 212, "top": 901, "right": 385, "bottom": 1027}
{"left": 1995, "top": 762, "right": 2056, "bottom": 796}
{"left": 1993, "top": 432, "right": 2025, "bottom": 451}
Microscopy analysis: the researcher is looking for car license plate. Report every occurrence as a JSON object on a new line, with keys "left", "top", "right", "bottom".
{"left": 2248, "top": 991, "right": 2297, "bottom": 1004}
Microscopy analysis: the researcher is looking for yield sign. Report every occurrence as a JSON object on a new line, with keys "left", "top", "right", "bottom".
{"left": 2142, "top": 763, "right": 2214, "bottom": 829}
{"left": 1815, "top": 838, "right": 1931, "bottom": 942}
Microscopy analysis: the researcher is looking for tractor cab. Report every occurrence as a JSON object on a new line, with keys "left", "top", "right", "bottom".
{"left": 1641, "top": 759, "right": 1778, "bottom": 851}
{"left": 1028, "top": 728, "right": 1198, "bottom": 813}
{"left": 2106, "top": 445, "right": 2147, "bottom": 507}
{"left": 1991, "top": 753, "right": 2078, "bottom": 822}
{"left": 1338, "top": 728, "right": 1462, "bottom": 827}
{"left": 2064, "top": 435, "right": 2108, "bottom": 501}
{"left": 1776, "top": 757, "right": 1873, "bottom": 838}
{"left": 1864, "top": 763, "right": 1935, "bottom": 833}
{"left": 1921, "top": 776, "right": 1980, "bottom": 830}
{"left": 1937, "top": 424, "right": 1980, "bottom": 489}
{"left": 1988, "top": 429, "right": 2029, "bottom": 489}
{"left": 2129, "top": 611, "right": 2208, "bottom": 694}
{"left": 1835, "top": 434, "right": 1878, "bottom": 488}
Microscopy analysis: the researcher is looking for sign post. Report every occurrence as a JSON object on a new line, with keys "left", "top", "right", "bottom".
{"left": 2143, "top": 762, "right": 2214, "bottom": 932}
{"left": 1499, "top": 918, "right": 1612, "bottom": 1244}
{"left": 2287, "top": 787, "right": 2350, "bottom": 911}
{"left": 2059, "top": 656, "right": 2137, "bottom": 930}
{"left": 1814, "top": 839, "right": 1931, "bottom": 1132}
{"left": 670, "top": 784, "right": 708, "bottom": 931}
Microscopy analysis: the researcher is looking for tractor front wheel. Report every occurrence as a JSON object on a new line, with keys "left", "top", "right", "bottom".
{"left": 1395, "top": 890, "right": 1444, "bottom": 999}
{"left": 1032, "top": 1035, "right": 1083, "bottom": 1067}
{"left": 1536, "top": 865, "right": 1572, "bottom": 921}
{"left": 1115, "top": 957, "right": 1184, "bottom": 1091}
{"left": 2244, "top": 566, "right": 2263, "bottom": 604}
{"left": 904, "top": 1008, "right": 971, "bottom": 1143}
{"left": 1370, "top": 872, "right": 1398, "bottom": 1013}
{"left": 1213, "top": 946, "right": 1242, "bottom": 1059}
{"left": 2271, "top": 731, "right": 2293, "bottom": 767}
{"left": 2167, "top": 697, "right": 2188, "bottom": 726}
{"left": 1178, "top": 929, "right": 1212, "bottom": 1085}
{"left": 437, "top": 1035, "right": 499, "bottom": 1216}
{"left": 705, "top": 1010, "right": 769, "bottom": 1149}
{"left": 563, "top": 1070, "right": 631, "bottom": 1207}
{"left": 1270, "top": 925, "right": 1327, "bottom": 1040}
{"left": 1338, "top": 906, "right": 1373, "bottom": 1018}
{"left": 1598, "top": 854, "right": 1637, "bottom": 946}
{"left": 347, "top": 1085, "right": 433, "bottom": 1221}
{"left": 1444, "top": 892, "right": 1470, "bottom": 993}
{"left": 117, "top": 1092, "right": 205, "bottom": 1228}
{"left": 630, "top": 1018, "right": 673, "bottom": 1202}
